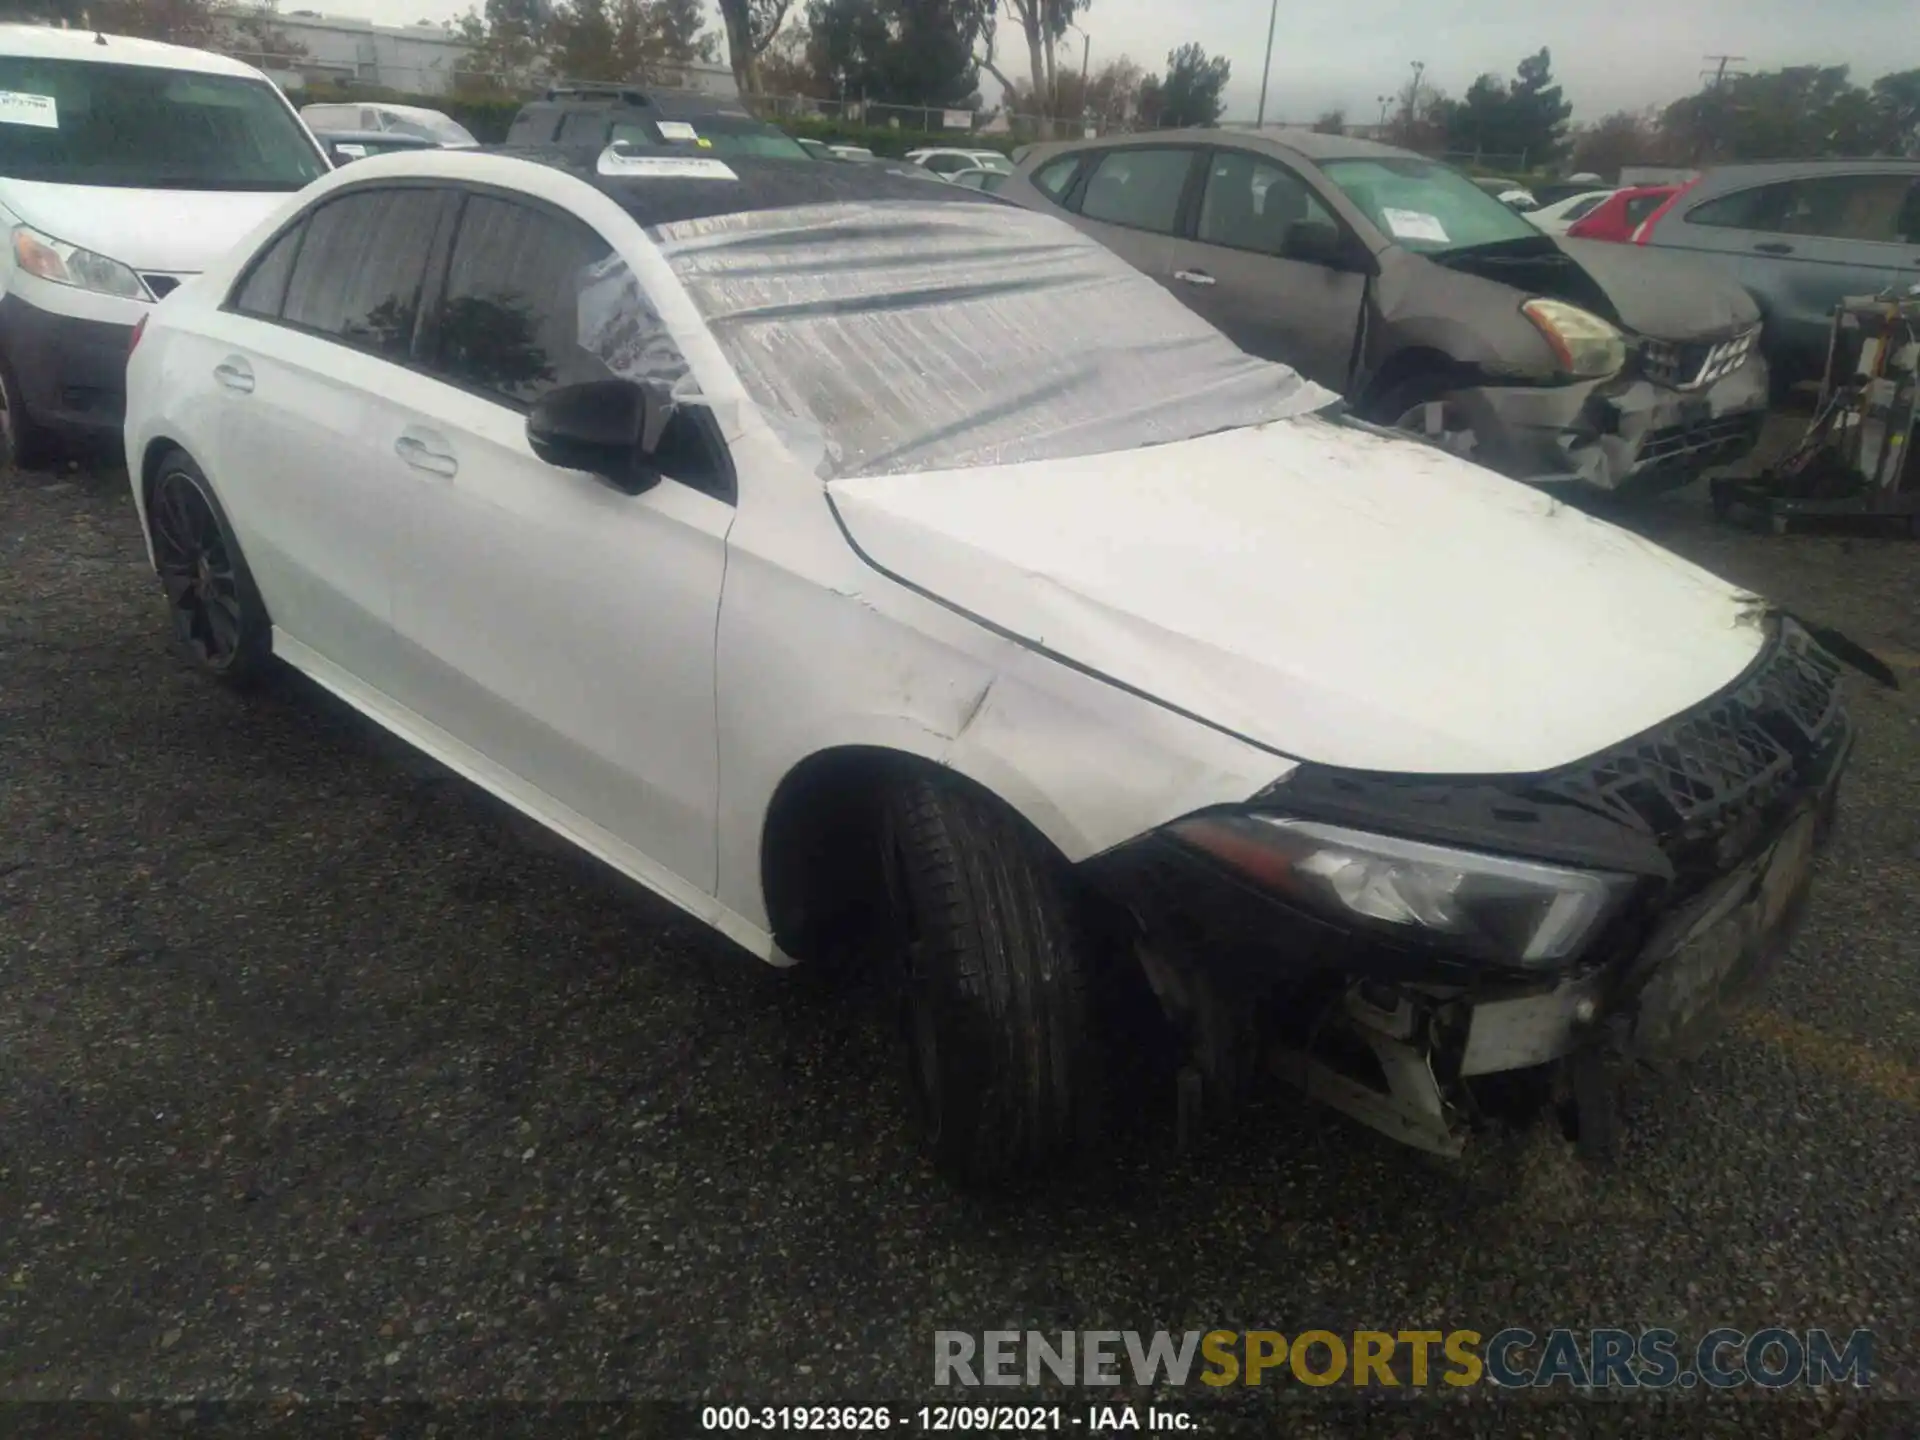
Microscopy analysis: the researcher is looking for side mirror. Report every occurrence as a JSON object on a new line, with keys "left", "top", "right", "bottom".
{"left": 1284, "top": 220, "right": 1360, "bottom": 270}
{"left": 527, "top": 378, "right": 660, "bottom": 494}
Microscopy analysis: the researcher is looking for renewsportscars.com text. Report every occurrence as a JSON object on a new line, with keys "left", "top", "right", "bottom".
{"left": 934, "top": 1328, "right": 1872, "bottom": 1390}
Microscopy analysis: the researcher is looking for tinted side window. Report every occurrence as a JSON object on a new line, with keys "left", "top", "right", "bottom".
{"left": 432, "top": 195, "right": 620, "bottom": 407}
{"left": 1688, "top": 182, "right": 1795, "bottom": 232}
{"left": 1031, "top": 154, "right": 1080, "bottom": 201}
{"left": 924, "top": 153, "right": 969, "bottom": 174}
{"left": 1078, "top": 149, "right": 1196, "bottom": 234}
{"left": 1561, "top": 194, "right": 1606, "bottom": 222}
{"left": 558, "top": 111, "right": 610, "bottom": 146}
{"left": 1624, "top": 192, "right": 1668, "bottom": 227}
{"left": 1197, "top": 150, "right": 1336, "bottom": 256}
{"left": 230, "top": 220, "right": 305, "bottom": 319}
{"left": 1774, "top": 174, "right": 1920, "bottom": 243}
{"left": 281, "top": 189, "right": 444, "bottom": 359}
{"left": 505, "top": 110, "right": 557, "bottom": 146}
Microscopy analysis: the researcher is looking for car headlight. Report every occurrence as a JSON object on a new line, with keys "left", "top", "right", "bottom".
{"left": 1169, "top": 812, "right": 1635, "bottom": 967}
{"left": 10, "top": 225, "right": 151, "bottom": 302}
{"left": 1521, "top": 298, "right": 1624, "bottom": 380}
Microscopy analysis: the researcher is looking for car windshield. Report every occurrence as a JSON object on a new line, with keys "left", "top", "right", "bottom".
{"left": 656, "top": 115, "right": 810, "bottom": 160}
{"left": 653, "top": 199, "right": 1329, "bottom": 478}
{"left": 0, "top": 57, "right": 327, "bottom": 190}
{"left": 1319, "top": 156, "right": 1542, "bottom": 254}
{"left": 382, "top": 110, "right": 476, "bottom": 145}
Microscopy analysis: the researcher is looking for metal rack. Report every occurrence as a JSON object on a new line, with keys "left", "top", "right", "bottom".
{"left": 1711, "top": 290, "right": 1920, "bottom": 537}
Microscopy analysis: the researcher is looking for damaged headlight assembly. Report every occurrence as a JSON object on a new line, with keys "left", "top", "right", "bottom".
{"left": 1169, "top": 813, "right": 1636, "bottom": 967}
{"left": 1520, "top": 297, "right": 1625, "bottom": 380}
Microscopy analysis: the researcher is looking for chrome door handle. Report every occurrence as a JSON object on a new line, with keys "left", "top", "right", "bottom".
{"left": 213, "top": 359, "right": 254, "bottom": 394}
{"left": 1174, "top": 269, "right": 1217, "bottom": 286}
{"left": 394, "top": 433, "right": 458, "bottom": 478}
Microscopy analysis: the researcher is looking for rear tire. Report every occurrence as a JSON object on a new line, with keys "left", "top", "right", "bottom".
{"left": 878, "top": 773, "right": 1100, "bottom": 1187}
{"left": 145, "top": 449, "right": 273, "bottom": 686}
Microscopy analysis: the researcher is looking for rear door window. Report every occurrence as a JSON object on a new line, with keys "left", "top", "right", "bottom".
{"left": 1030, "top": 154, "right": 1081, "bottom": 201}
{"left": 1077, "top": 148, "right": 1198, "bottom": 234}
{"left": 230, "top": 220, "right": 306, "bottom": 319}
{"left": 1624, "top": 192, "right": 1669, "bottom": 227}
{"left": 505, "top": 110, "right": 559, "bottom": 146}
{"left": 279, "top": 188, "right": 448, "bottom": 360}
{"left": 557, "top": 111, "right": 610, "bottom": 146}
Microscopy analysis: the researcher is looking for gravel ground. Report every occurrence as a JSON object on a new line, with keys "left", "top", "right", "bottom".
{"left": 3, "top": 434, "right": 1918, "bottom": 1436}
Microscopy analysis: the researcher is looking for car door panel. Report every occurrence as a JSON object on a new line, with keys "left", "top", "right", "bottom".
{"left": 1165, "top": 149, "right": 1367, "bottom": 389}
{"left": 388, "top": 191, "right": 728, "bottom": 893}
{"left": 1670, "top": 173, "right": 1920, "bottom": 370}
{"left": 195, "top": 186, "right": 451, "bottom": 689}
{"left": 1061, "top": 146, "right": 1199, "bottom": 293}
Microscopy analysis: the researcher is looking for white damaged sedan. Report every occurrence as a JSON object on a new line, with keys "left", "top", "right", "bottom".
{"left": 126, "top": 148, "right": 1859, "bottom": 1184}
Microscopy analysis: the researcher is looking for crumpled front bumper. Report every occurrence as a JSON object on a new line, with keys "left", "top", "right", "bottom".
{"left": 1447, "top": 351, "right": 1770, "bottom": 495}
{"left": 1083, "top": 618, "right": 1854, "bottom": 1157}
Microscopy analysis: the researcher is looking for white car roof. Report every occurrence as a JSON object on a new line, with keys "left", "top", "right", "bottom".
{"left": 0, "top": 22, "right": 268, "bottom": 81}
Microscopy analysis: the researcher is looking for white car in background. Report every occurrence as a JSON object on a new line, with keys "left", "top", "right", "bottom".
{"left": 1527, "top": 188, "right": 1619, "bottom": 235}
{"left": 299, "top": 101, "right": 477, "bottom": 149}
{"left": 124, "top": 147, "right": 1856, "bottom": 1186}
{"left": 904, "top": 146, "right": 1012, "bottom": 179}
{"left": 0, "top": 24, "right": 330, "bottom": 468}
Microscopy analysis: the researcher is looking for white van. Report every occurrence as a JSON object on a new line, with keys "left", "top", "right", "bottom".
{"left": 299, "top": 102, "right": 477, "bottom": 149}
{"left": 0, "top": 25, "right": 329, "bottom": 466}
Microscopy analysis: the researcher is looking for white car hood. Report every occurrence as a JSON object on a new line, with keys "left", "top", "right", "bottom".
{"left": 830, "top": 415, "right": 1767, "bottom": 776}
{"left": 0, "top": 180, "right": 292, "bottom": 274}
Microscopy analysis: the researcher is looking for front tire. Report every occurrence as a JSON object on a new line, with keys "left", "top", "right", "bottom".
{"left": 1368, "top": 374, "right": 1482, "bottom": 462}
{"left": 878, "top": 774, "right": 1100, "bottom": 1187}
{"left": 0, "top": 350, "right": 53, "bottom": 473}
{"left": 146, "top": 449, "right": 272, "bottom": 685}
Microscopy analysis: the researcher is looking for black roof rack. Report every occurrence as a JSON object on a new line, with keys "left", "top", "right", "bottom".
{"left": 543, "top": 82, "right": 652, "bottom": 106}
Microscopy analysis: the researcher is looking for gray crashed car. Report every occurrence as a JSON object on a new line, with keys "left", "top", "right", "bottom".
{"left": 1633, "top": 159, "right": 1920, "bottom": 391}
{"left": 1000, "top": 130, "right": 1769, "bottom": 495}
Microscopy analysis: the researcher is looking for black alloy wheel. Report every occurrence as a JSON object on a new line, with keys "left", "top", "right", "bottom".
{"left": 147, "top": 453, "right": 270, "bottom": 682}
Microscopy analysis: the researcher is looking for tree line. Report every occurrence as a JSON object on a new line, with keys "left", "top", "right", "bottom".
{"left": 6, "top": 0, "right": 1915, "bottom": 169}
{"left": 1356, "top": 48, "right": 1919, "bottom": 173}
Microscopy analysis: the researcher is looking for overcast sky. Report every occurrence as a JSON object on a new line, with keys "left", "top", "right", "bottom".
{"left": 341, "top": 0, "right": 1920, "bottom": 123}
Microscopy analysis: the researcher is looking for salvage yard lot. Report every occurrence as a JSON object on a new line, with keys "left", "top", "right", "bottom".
{"left": 4, "top": 441, "right": 1920, "bottom": 1421}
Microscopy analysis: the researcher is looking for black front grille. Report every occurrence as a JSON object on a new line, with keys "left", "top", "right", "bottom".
{"left": 1636, "top": 412, "right": 1764, "bottom": 470}
{"left": 1638, "top": 327, "right": 1759, "bottom": 390}
{"left": 1536, "top": 620, "right": 1847, "bottom": 843}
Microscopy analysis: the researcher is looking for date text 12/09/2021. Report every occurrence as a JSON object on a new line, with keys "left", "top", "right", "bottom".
{"left": 700, "top": 1407, "right": 1190, "bottom": 1431}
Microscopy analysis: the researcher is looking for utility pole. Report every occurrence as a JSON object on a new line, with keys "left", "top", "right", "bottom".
{"left": 1701, "top": 54, "right": 1747, "bottom": 89}
{"left": 1255, "top": 0, "right": 1279, "bottom": 128}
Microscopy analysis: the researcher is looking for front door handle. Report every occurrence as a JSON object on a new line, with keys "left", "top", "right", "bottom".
{"left": 1174, "top": 269, "right": 1217, "bottom": 286}
{"left": 1753, "top": 241, "right": 1795, "bottom": 255}
{"left": 394, "top": 431, "right": 458, "bottom": 478}
{"left": 213, "top": 358, "right": 254, "bottom": 394}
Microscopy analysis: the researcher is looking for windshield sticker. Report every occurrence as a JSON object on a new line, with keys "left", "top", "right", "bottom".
{"left": 656, "top": 120, "right": 700, "bottom": 142}
{"left": 0, "top": 91, "right": 58, "bottom": 129}
{"left": 598, "top": 151, "right": 738, "bottom": 180}
{"left": 1381, "top": 207, "right": 1449, "bottom": 244}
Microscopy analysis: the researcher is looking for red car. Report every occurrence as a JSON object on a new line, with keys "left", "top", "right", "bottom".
{"left": 1566, "top": 184, "right": 1681, "bottom": 242}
